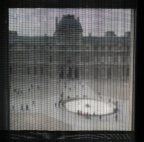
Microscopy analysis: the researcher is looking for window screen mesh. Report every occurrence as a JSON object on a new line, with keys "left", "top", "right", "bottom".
{"left": 8, "top": 7, "right": 135, "bottom": 133}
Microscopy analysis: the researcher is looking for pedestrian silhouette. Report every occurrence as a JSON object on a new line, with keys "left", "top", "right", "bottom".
{"left": 55, "top": 102, "right": 57, "bottom": 107}
{"left": 86, "top": 112, "right": 89, "bottom": 119}
{"left": 12, "top": 105, "right": 14, "bottom": 110}
{"left": 26, "top": 105, "right": 29, "bottom": 110}
{"left": 77, "top": 110, "right": 79, "bottom": 115}
{"left": 37, "top": 85, "right": 40, "bottom": 89}
{"left": 109, "top": 98, "right": 111, "bottom": 102}
{"left": 115, "top": 107, "right": 118, "bottom": 112}
{"left": 67, "top": 96, "right": 70, "bottom": 99}
{"left": 32, "top": 101, "right": 35, "bottom": 105}
{"left": 116, "top": 101, "right": 118, "bottom": 106}
{"left": 14, "top": 89, "right": 16, "bottom": 93}
{"left": 61, "top": 92, "right": 63, "bottom": 97}
{"left": 99, "top": 115, "right": 102, "bottom": 121}
{"left": 21, "top": 105, "right": 23, "bottom": 110}
{"left": 115, "top": 114, "right": 118, "bottom": 121}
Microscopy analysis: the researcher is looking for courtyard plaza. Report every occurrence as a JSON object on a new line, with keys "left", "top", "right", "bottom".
{"left": 10, "top": 75, "right": 131, "bottom": 130}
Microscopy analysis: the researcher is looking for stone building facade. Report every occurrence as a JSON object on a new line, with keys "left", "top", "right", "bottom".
{"left": 9, "top": 14, "right": 130, "bottom": 80}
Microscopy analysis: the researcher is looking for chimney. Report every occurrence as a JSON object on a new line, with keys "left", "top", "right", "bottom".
{"left": 56, "top": 17, "right": 58, "bottom": 29}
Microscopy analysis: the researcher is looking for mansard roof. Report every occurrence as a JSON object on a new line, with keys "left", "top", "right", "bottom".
{"left": 56, "top": 14, "right": 83, "bottom": 32}
{"left": 83, "top": 36, "right": 130, "bottom": 46}
{"left": 9, "top": 31, "right": 130, "bottom": 47}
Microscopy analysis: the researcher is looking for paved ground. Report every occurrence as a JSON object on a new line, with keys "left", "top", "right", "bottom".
{"left": 10, "top": 75, "right": 131, "bottom": 130}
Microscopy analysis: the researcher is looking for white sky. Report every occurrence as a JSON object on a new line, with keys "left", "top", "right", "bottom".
{"left": 9, "top": 8, "right": 131, "bottom": 37}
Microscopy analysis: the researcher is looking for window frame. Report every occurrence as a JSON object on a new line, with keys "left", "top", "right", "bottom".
{"left": 0, "top": 0, "right": 142, "bottom": 141}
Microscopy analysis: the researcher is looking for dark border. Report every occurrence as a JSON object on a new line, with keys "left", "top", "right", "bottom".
{"left": 1, "top": 0, "right": 142, "bottom": 142}
{"left": 7, "top": 0, "right": 136, "bottom": 8}
{"left": 0, "top": 1, "right": 9, "bottom": 130}
{"left": 135, "top": 0, "right": 144, "bottom": 142}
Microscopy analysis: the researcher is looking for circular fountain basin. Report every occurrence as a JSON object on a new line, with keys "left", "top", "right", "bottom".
{"left": 65, "top": 99, "right": 116, "bottom": 115}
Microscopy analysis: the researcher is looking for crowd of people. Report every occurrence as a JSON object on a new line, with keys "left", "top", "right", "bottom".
{"left": 11, "top": 80, "right": 119, "bottom": 121}
{"left": 55, "top": 81, "right": 119, "bottom": 121}
{"left": 11, "top": 84, "right": 41, "bottom": 111}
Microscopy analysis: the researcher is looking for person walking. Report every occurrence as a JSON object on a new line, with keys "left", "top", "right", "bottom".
{"left": 116, "top": 101, "right": 118, "bottom": 107}
{"left": 37, "top": 85, "right": 40, "bottom": 90}
{"left": 99, "top": 115, "right": 102, "bottom": 121}
{"left": 109, "top": 98, "right": 111, "bottom": 102}
{"left": 21, "top": 104, "right": 23, "bottom": 111}
{"left": 77, "top": 110, "right": 79, "bottom": 115}
{"left": 55, "top": 102, "right": 57, "bottom": 107}
{"left": 61, "top": 92, "right": 63, "bottom": 97}
{"left": 115, "top": 114, "right": 118, "bottom": 121}
{"left": 32, "top": 100, "right": 35, "bottom": 105}
{"left": 98, "top": 92, "right": 101, "bottom": 96}
{"left": 26, "top": 105, "right": 29, "bottom": 110}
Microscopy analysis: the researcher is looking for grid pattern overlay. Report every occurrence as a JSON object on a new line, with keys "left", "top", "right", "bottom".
{"left": 9, "top": 8, "right": 135, "bottom": 131}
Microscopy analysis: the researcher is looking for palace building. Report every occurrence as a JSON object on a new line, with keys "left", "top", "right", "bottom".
{"left": 9, "top": 14, "right": 130, "bottom": 80}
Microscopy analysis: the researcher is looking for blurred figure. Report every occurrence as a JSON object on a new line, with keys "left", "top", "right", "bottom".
{"left": 32, "top": 100, "right": 35, "bottom": 105}
{"left": 115, "top": 114, "right": 118, "bottom": 121}
{"left": 61, "top": 92, "right": 63, "bottom": 97}
{"left": 21, "top": 104, "right": 23, "bottom": 110}
{"left": 98, "top": 92, "right": 101, "bottom": 96}
{"left": 26, "top": 105, "right": 29, "bottom": 110}
{"left": 28, "top": 88, "right": 30, "bottom": 92}
{"left": 37, "top": 85, "right": 40, "bottom": 89}
{"left": 116, "top": 101, "right": 118, "bottom": 107}
{"left": 77, "top": 110, "right": 79, "bottom": 115}
{"left": 99, "top": 115, "right": 102, "bottom": 121}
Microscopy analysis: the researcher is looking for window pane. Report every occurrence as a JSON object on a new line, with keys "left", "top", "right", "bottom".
{"left": 9, "top": 8, "right": 135, "bottom": 131}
